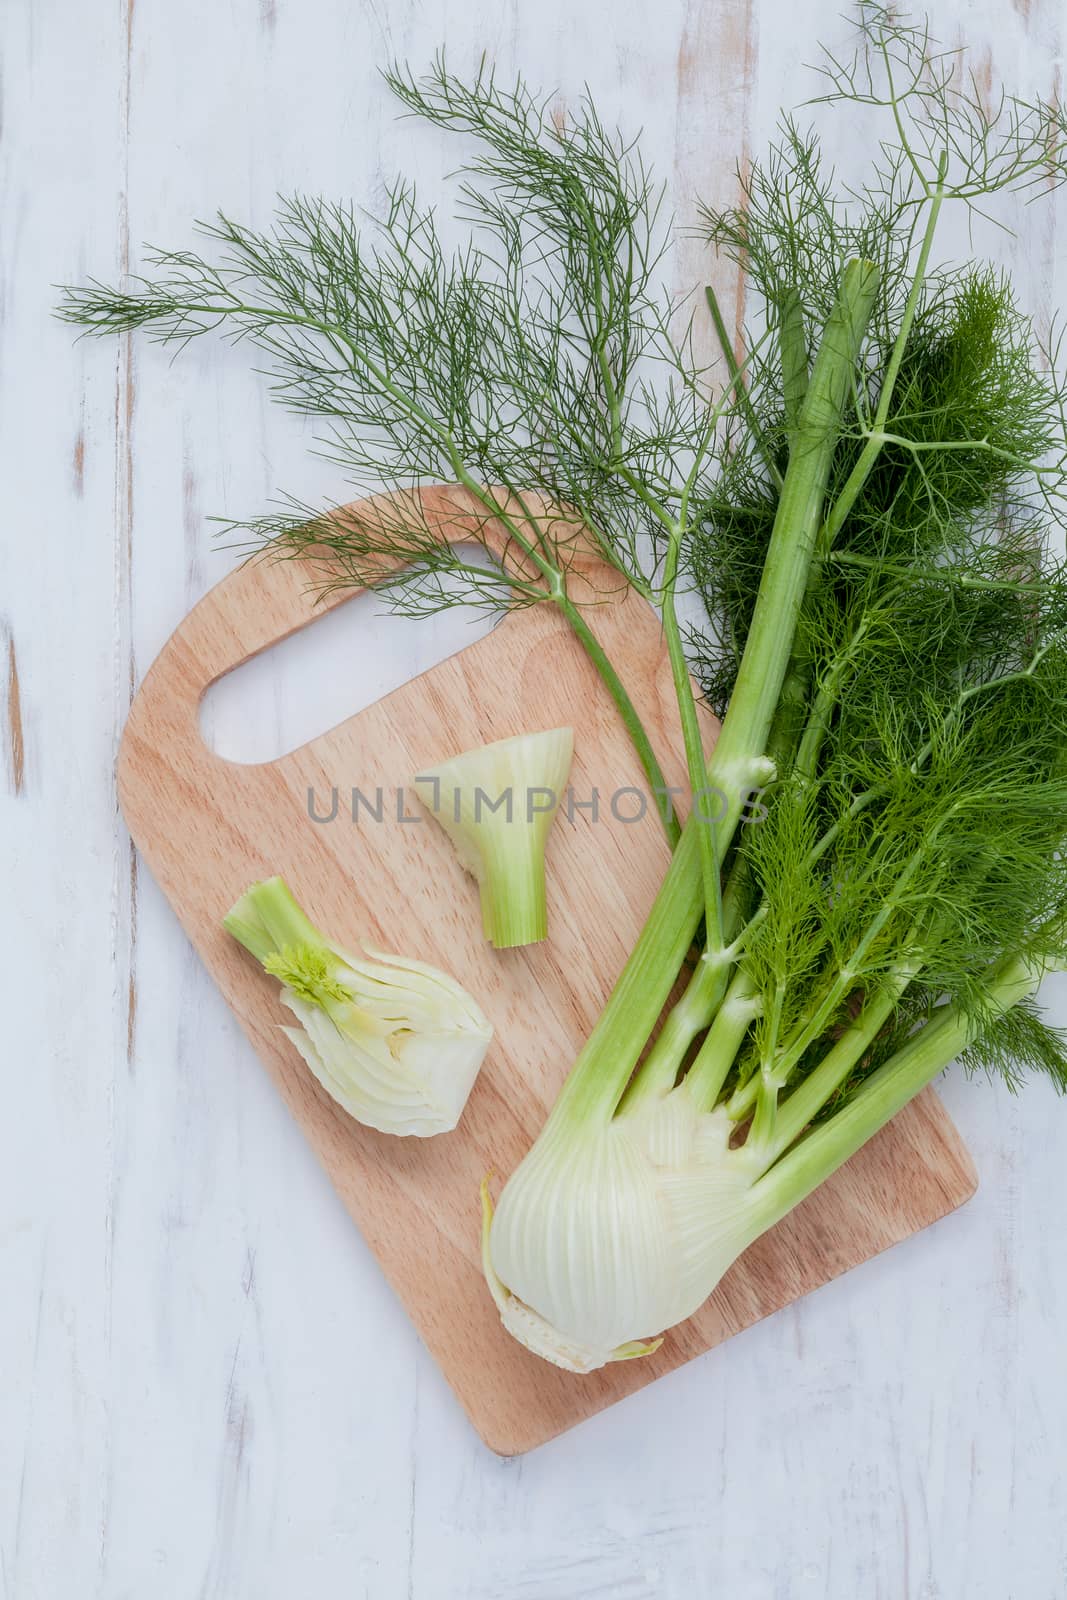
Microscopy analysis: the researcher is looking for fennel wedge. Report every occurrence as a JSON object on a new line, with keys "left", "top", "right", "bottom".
{"left": 225, "top": 877, "right": 492, "bottom": 1137}
{"left": 414, "top": 728, "right": 573, "bottom": 949}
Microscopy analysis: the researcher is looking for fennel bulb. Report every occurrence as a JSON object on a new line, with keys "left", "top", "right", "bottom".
{"left": 414, "top": 727, "right": 573, "bottom": 949}
{"left": 484, "top": 952, "right": 1047, "bottom": 1369}
{"left": 224, "top": 877, "right": 492, "bottom": 1137}
{"left": 482, "top": 1087, "right": 760, "bottom": 1372}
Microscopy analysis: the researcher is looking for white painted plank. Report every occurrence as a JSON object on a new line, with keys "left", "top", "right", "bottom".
{"left": 0, "top": 4, "right": 133, "bottom": 1596}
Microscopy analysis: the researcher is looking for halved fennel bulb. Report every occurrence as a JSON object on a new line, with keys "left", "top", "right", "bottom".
{"left": 413, "top": 727, "right": 574, "bottom": 949}
{"left": 224, "top": 876, "right": 492, "bottom": 1137}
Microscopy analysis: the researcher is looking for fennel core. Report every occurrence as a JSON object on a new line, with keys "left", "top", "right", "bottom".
{"left": 61, "top": 10, "right": 1067, "bottom": 1374}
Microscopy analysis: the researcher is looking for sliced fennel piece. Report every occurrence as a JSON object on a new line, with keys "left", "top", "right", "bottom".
{"left": 223, "top": 876, "right": 492, "bottom": 1137}
{"left": 413, "top": 727, "right": 574, "bottom": 949}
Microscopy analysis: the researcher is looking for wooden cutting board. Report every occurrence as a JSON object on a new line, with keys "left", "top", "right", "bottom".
{"left": 117, "top": 484, "right": 978, "bottom": 1455}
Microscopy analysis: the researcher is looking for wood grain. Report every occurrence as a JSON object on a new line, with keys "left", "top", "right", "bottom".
{"left": 117, "top": 485, "right": 977, "bottom": 1454}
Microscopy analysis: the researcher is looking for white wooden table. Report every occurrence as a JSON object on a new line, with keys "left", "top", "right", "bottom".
{"left": 3, "top": 1, "right": 1067, "bottom": 1594}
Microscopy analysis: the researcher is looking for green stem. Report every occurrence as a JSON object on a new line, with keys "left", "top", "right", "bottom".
{"left": 549, "top": 820, "right": 704, "bottom": 1127}
{"left": 620, "top": 944, "right": 737, "bottom": 1111}
{"left": 660, "top": 529, "right": 723, "bottom": 943}
{"left": 761, "top": 658, "right": 814, "bottom": 778}
{"left": 584, "top": 730, "right": 763, "bottom": 1123}
{"left": 779, "top": 288, "right": 809, "bottom": 443}
{"left": 705, "top": 284, "right": 785, "bottom": 491}
{"left": 751, "top": 965, "right": 917, "bottom": 1168}
{"left": 727, "top": 850, "right": 923, "bottom": 1120}
{"left": 793, "top": 616, "right": 871, "bottom": 782}
{"left": 826, "top": 548, "right": 1053, "bottom": 597}
{"left": 704, "top": 258, "right": 880, "bottom": 857}
{"left": 640, "top": 851, "right": 758, "bottom": 1083}
{"left": 556, "top": 594, "right": 681, "bottom": 846}
{"left": 750, "top": 1068, "right": 779, "bottom": 1149}
{"left": 748, "top": 951, "right": 1044, "bottom": 1228}
{"left": 822, "top": 156, "right": 948, "bottom": 546}
{"left": 223, "top": 875, "right": 323, "bottom": 964}
{"left": 685, "top": 967, "right": 762, "bottom": 1111}
{"left": 611, "top": 342, "right": 763, "bottom": 917}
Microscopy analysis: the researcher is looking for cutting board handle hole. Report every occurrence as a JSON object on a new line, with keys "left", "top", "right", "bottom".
{"left": 200, "top": 552, "right": 502, "bottom": 764}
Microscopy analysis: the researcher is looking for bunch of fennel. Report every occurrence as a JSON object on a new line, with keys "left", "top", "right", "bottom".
{"left": 62, "top": 10, "right": 1067, "bottom": 1370}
